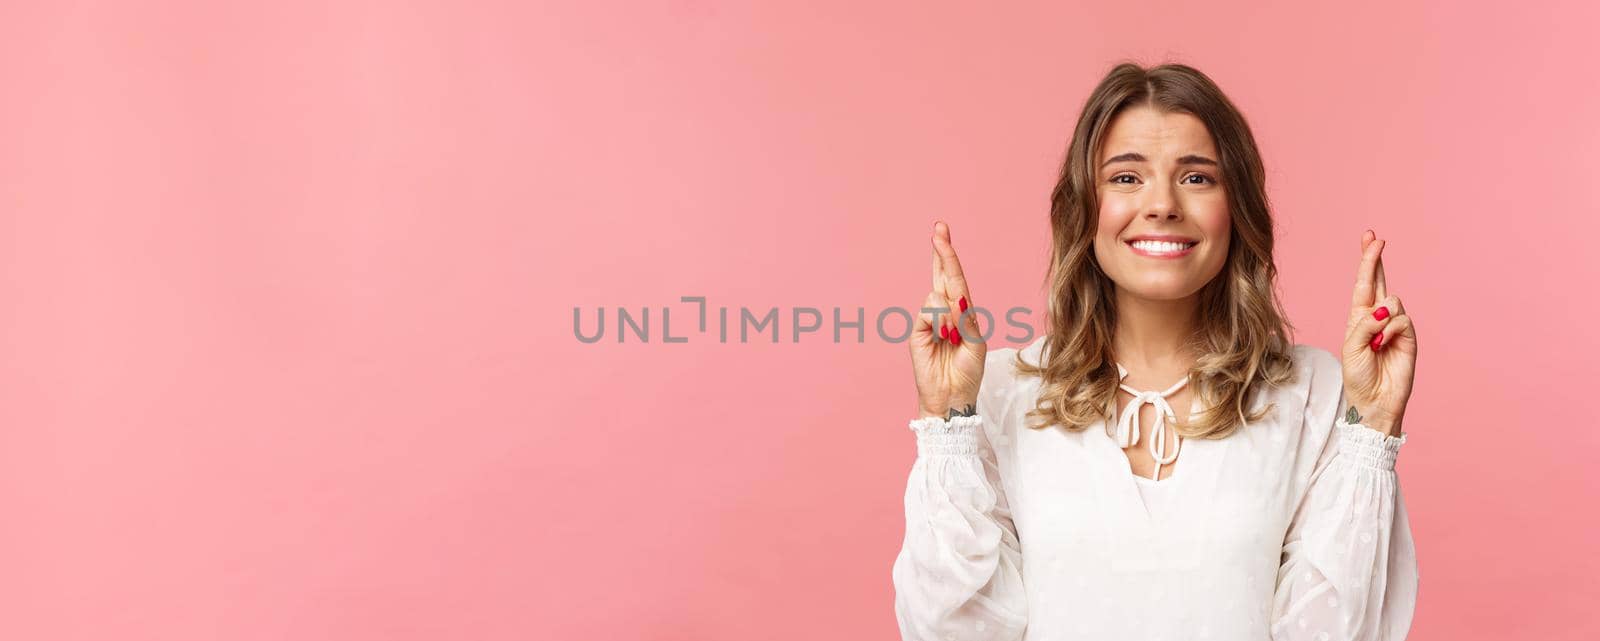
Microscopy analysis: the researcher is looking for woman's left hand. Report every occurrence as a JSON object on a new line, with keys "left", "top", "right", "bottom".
{"left": 1342, "top": 230, "right": 1418, "bottom": 437}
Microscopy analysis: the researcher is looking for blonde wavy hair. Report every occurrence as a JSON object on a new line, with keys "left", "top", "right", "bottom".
{"left": 1014, "top": 62, "right": 1298, "bottom": 439}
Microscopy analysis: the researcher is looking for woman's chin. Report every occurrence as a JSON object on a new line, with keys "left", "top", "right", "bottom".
{"left": 1121, "top": 280, "right": 1206, "bottom": 302}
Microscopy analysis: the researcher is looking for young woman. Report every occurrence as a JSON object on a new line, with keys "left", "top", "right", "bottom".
{"left": 893, "top": 63, "right": 1419, "bottom": 641}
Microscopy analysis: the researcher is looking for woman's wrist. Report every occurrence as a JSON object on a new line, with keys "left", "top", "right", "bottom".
{"left": 919, "top": 399, "right": 977, "bottom": 420}
{"left": 1345, "top": 403, "right": 1402, "bottom": 437}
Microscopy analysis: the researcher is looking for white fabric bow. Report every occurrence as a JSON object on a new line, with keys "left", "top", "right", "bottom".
{"left": 1113, "top": 362, "right": 1188, "bottom": 480}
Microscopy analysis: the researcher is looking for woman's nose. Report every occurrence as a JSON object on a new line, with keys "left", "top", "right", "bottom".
{"left": 1142, "top": 182, "right": 1182, "bottom": 220}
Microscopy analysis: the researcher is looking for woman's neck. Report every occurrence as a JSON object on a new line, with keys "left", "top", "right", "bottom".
{"left": 1112, "top": 289, "right": 1200, "bottom": 373}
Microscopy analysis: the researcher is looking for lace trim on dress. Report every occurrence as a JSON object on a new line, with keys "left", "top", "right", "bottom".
{"left": 908, "top": 415, "right": 984, "bottom": 456}
{"left": 1335, "top": 418, "right": 1407, "bottom": 471}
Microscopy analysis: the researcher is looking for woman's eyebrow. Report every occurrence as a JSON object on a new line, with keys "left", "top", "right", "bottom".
{"left": 1099, "top": 152, "right": 1219, "bottom": 168}
{"left": 1100, "top": 152, "right": 1145, "bottom": 168}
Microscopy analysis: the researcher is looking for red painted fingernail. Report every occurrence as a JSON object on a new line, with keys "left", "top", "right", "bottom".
{"left": 1373, "top": 306, "right": 1389, "bottom": 321}
{"left": 1371, "top": 334, "right": 1383, "bottom": 350}
{"left": 951, "top": 329, "right": 962, "bottom": 345}
{"left": 959, "top": 297, "right": 968, "bottom": 313}
{"left": 939, "top": 325, "right": 948, "bottom": 340}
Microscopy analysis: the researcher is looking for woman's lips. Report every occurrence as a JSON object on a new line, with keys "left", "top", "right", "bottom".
{"left": 1127, "top": 240, "right": 1198, "bottom": 259}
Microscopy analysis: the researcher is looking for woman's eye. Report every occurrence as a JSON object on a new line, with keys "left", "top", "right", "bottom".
{"left": 1110, "top": 174, "right": 1137, "bottom": 184}
{"left": 1182, "top": 174, "right": 1215, "bottom": 185}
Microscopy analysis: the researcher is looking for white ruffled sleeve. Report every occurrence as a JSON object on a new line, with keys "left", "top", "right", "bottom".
{"left": 891, "top": 349, "right": 1027, "bottom": 641}
{"left": 1271, "top": 379, "right": 1420, "bottom": 640}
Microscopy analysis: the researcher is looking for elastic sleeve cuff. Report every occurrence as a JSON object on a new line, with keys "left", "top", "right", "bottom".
{"left": 1336, "top": 419, "right": 1407, "bottom": 471}
{"left": 907, "top": 414, "right": 985, "bottom": 456}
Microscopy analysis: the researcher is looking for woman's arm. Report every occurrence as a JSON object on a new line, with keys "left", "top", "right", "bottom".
{"left": 892, "top": 413, "right": 1028, "bottom": 641}
{"left": 893, "top": 221, "right": 1027, "bottom": 640}
{"left": 1270, "top": 394, "right": 1418, "bottom": 640}
{"left": 1270, "top": 230, "right": 1423, "bottom": 639}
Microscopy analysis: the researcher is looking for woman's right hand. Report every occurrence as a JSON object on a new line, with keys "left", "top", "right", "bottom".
{"left": 911, "top": 221, "right": 987, "bottom": 419}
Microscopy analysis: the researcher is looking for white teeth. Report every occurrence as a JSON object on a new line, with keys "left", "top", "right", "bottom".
{"left": 1131, "top": 240, "right": 1194, "bottom": 253}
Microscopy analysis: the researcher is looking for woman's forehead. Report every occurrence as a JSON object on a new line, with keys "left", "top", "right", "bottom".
{"left": 1099, "top": 107, "right": 1216, "bottom": 159}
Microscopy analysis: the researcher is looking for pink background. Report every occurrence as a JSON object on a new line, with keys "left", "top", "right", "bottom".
{"left": 2, "top": 1, "right": 1596, "bottom": 639}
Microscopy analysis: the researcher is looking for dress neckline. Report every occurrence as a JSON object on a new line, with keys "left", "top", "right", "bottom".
{"left": 1113, "top": 361, "right": 1193, "bottom": 483}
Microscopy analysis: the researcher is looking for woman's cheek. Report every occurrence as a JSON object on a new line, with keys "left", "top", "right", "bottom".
{"left": 1096, "top": 197, "right": 1136, "bottom": 233}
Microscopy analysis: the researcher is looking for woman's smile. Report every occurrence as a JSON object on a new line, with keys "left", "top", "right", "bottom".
{"left": 1126, "top": 238, "right": 1199, "bottom": 259}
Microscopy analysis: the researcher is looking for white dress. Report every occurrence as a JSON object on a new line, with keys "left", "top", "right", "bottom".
{"left": 892, "top": 337, "right": 1418, "bottom": 641}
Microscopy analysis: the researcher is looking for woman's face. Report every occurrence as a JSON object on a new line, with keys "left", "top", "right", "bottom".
{"left": 1092, "top": 105, "right": 1231, "bottom": 302}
